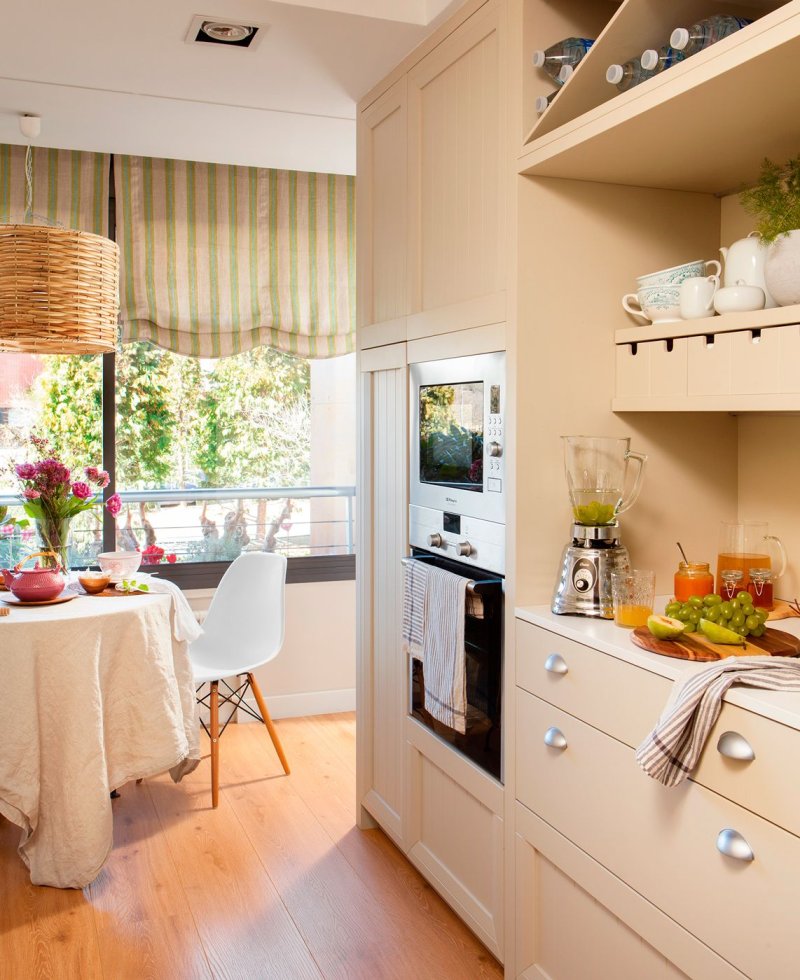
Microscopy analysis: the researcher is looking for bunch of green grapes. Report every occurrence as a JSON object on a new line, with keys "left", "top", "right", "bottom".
{"left": 664, "top": 593, "right": 769, "bottom": 637}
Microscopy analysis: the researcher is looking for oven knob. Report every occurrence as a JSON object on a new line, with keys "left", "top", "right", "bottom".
{"left": 428, "top": 533, "right": 444, "bottom": 548}
{"left": 457, "top": 541, "right": 474, "bottom": 557}
{"left": 488, "top": 442, "right": 502, "bottom": 457}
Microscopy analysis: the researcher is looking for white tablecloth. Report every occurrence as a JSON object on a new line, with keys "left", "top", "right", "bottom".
{"left": 0, "top": 592, "right": 200, "bottom": 888}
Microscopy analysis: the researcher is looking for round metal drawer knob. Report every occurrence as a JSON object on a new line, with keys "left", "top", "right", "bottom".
{"left": 544, "top": 726, "right": 568, "bottom": 750}
{"left": 716, "top": 828, "right": 754, "bottom": 862}
{"left": 716, "top": 731, "right": 755, "bottom": 761}
{"left": 544, "top": 653, "right": 568, "bottom": 675}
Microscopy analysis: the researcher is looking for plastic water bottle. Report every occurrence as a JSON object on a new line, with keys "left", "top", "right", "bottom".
{"left": 534, "top": 92, "right": 557, "bottom": 115}
{"left": 532, "top": 38, "right": 594, "bottom": 84}
{"left": 605, "top": 57, "right": 655, "bottom": 93}
{"left": 670, "top": 16, "right": 752, "bottom": 57}
{"left": 640, "top": 45, "right": 686, "bottom": 75}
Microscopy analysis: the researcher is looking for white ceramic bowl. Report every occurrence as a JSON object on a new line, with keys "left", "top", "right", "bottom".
{"left": 622, "top": 284, "right": 682, "bottom": 323}
{"left": 97, "top": 550, "right": 142, "bottom": 582}
{"left": 713, "top": 283, "right": 766, "bottom": 315}
{"left": 636, "top": 259, "right": 720, "bottom": 288}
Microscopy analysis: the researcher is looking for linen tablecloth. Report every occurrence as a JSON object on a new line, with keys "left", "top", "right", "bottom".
{"left": 0, "top": 593, "right": 200, "bottom": 888}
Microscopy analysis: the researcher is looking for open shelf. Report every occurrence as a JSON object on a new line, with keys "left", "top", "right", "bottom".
{"left": 615, "top": 303, "right": 800, "bottom": 344}
{"left": 520, "top": 1, "right": 800, "bottom": 194}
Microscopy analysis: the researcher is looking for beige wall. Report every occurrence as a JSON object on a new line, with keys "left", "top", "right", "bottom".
{"left": 515, "top": 176, "right": 739, "bottom": 604}
{"left": 187, "top": 578, "right": 356, "bottom": 719}
{"left": 721, "top": 194, "right": 800, "bottom": 600}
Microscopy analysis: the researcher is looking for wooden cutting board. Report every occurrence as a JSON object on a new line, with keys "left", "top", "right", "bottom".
{"left": 631, "top": 626, "right": 800, "bottom": 662}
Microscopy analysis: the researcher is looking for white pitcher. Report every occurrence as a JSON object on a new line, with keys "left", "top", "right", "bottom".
{"left": 719, "top": 232, "right": 777, "bottom": 308}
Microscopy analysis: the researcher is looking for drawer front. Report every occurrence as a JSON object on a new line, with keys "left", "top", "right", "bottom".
{"left": 516, "top": 619, "right": 670, "bottom": 747}
{"left": 517, "top": 689, "right": 800, "bottom": 979}
{"left": 692, "top": 700, "right": 800, "bottom": 838}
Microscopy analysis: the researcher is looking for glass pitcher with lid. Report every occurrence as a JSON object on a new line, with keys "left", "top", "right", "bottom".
{"left": 716, "top": 521, "right": 787, "bottom": 593}
{"left": 563, "top": 436, "right": 647, "bottom": 526}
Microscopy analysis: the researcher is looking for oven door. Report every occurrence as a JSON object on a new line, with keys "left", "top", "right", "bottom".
{"left": 406, "top": 550, "right": 503, "bottom": 783}
{"left": 409, "top": 353, "right": 505, "bottom": 525}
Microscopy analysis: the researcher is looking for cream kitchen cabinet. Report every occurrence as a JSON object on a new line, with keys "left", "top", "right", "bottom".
{"left": 515, "top": 611, "right": 800, "bottom": 980}
{"left": 356, "top": 78, "right": 408, "bottom": 350}
{"left": 356, "top": 343, "right": 408, "bottom": 846}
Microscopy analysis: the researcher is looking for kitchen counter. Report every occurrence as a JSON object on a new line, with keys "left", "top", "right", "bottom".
{"left": 516, "top": 599, "right": 800, "bottom": 733}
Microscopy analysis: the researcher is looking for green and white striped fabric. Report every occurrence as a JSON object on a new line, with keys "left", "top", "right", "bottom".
{"left": 0, "top": 144, "right": 109, "bottom": 235}
{"left": 115, "top": 156, "right": 356, "bottom": 359}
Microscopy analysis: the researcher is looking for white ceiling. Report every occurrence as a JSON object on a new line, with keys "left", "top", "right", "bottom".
{"left": 0, "top": 0, "right": 460, "bottom": 174}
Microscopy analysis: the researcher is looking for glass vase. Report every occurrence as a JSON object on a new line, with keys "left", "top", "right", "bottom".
{"left": 36, "top": 517, "right": 72, "bottom": 571}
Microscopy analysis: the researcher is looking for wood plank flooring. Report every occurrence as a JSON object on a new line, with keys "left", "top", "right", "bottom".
{"left": 0, "top": 713, "right": 503, "bottom": 980}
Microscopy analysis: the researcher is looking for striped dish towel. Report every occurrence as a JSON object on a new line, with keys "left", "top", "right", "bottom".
{"left": 636, "top": 656, "right": 800, "bottom": 786}
{"left": 402, "top": 562, "right": 469, "bottom": 734}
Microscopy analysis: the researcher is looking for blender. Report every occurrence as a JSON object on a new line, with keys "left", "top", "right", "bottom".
{"left": 551, "top": 436, "right": 647, "bottom": 618}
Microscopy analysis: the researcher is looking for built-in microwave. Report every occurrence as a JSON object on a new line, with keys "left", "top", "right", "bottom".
{"left": 409, "top": 353, "right": 506, "bottom": 575}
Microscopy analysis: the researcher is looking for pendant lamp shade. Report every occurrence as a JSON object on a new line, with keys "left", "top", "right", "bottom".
{"left": 0, "top": 224, "right": 119, "bottom": 354}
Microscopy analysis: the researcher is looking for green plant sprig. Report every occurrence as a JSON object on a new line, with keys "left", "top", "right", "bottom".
{"left": 740, "top": 156, "right": 800, "bottom": 244}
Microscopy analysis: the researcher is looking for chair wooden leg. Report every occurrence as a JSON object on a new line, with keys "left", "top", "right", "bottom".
{"left": 247, "top": 672, "right": 290, "bottom": 775}
{"left": 210, "top": 680, "right": 220, "bottom": 808}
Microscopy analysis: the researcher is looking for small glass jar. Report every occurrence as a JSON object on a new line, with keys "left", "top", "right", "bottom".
{"left": 747, "top": 567, "right": 774, "bottom": 611}
{"left": 674, "top": 561, "right": 714, "bottom": 602}
{"left": 720, "top": 568, "right": 744, "bottom": 601}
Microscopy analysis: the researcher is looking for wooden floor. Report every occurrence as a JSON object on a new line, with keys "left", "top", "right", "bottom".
{"left": 0, "top": 713, "right": 503, "bottom": 980}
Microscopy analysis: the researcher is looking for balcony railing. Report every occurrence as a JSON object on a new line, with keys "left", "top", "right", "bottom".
{"left": 0, "top": 484, "right": 356, "bottom": 569}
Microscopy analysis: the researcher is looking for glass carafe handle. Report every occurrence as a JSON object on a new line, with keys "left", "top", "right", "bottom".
{"left": 616, "top": 450, "right": 648, "bottom": 517}
{"left": 765, "top": 534, "right": 787, "bottom": 580}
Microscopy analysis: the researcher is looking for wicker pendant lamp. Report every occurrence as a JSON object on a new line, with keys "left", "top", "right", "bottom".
{"left": 0, "top": 125, "right": 119, "bottom": 355}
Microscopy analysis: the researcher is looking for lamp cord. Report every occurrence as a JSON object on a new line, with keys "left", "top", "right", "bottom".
{"left": 24, "top": 144, "right": 33, "bottom": 221}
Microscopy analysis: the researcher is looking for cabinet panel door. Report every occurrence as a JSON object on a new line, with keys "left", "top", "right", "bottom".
{"left": 357, "top": 78, "right": 408, "bottom": 331}
{"left": 407, "top": 0, "right": 506, "bottom": 318}
{"left": 356, "top": 349, "right": 407, "bottom": 844}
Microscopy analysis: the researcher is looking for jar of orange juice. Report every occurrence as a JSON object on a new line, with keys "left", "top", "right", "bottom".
{"left": 674, "top": 561, "right": 714, "bottom": 602}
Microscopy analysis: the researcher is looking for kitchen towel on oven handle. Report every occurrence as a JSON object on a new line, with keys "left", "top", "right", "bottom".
{"left": 402, "top": 559, "right": 470, "bottom": 734}
{"left": 636, "top": 656, "right": 800, "bottom": 786}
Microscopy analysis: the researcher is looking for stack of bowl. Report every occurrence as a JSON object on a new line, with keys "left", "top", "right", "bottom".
{"left": 622, "top": 259, "right": 720, "bottom": 324}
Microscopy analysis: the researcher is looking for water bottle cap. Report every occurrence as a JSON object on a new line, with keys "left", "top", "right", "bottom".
{"left": 535, "top": 96, "right": 549, "bottom": 113}
{"left": 640, "top": 49, "right": 658, "bottom": 71}
{"left": 532, "top": 50, "right": 545, "bottom": 67}
{"left": 606, "top": 64, "right": 623, "bottom": 85}
{"left": 558, "top": 64, "right": 573, "bottom": 82}
{"left": 671, "top": 27, "right": 689, "bottom": 50}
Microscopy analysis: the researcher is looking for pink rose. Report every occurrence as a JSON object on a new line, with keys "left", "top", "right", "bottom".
{"left": 97, "top": 470, "right": 110, "bottom": 489}
{"left": 85, "top": 466, "right": 99, "bottom": 482}
{"left": 15, "top": 462, "right": 36, "bottom": 480}
{"left": 105, "top": 493, "right": 122, "bottom": 518}
{"left": 166, "top": 553, "right": 177, "bottom": 563}
{"left": 23, "top": 487, "right": 41, "bottom": 500}
{"left": 71, "top": 481, "right": 93, "bottom": 500}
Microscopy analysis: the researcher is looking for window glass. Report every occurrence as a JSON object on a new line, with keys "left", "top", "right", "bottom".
{"left": 0, "top": 352, "right": 103, "bottom": 567}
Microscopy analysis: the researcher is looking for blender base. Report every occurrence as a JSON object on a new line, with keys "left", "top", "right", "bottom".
{"left": 551, "top": 523, "right": 631, "bottom": 619}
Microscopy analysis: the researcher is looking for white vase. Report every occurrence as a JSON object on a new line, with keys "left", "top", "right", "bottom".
{"left": 765, "top": 229, "right": 800, "bottom": 306}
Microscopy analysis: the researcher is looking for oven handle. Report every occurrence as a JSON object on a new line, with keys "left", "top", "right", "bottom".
{"left": 400, "top": 555, "right": 503, "bottom": 595}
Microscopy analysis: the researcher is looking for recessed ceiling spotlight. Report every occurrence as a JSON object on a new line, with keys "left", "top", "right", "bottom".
{"left": 185, "top": 14, "right": 266, "bottom": 49}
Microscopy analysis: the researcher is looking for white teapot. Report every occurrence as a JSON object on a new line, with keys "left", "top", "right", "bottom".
{"left": 719, "top": 232, "right": 776, "bottom": 308}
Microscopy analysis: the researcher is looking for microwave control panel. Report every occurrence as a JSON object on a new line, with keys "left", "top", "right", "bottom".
{"left": 486, "top": 402, "right": 503, "bottom": 494}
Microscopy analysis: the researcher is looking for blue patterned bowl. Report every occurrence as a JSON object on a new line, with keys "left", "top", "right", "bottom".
{"left": 636, "top": 260, "right": 717, "bottom": 288}
{"left": 622, "top": 284, "right": 682, "bottom": 323}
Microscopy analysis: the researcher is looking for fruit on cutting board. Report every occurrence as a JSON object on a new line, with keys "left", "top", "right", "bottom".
{"left": 664, "top": 593, "right": 768, "bottom": 636}
{"left": 699, "top": 618, "right": 745, "bottom": 645}
{"left": 647, "top": 614, "right": 686, "bottom": 639}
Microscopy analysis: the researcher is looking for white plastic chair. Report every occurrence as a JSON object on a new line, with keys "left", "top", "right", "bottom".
{"left": 190, "top": 551, "right": 291, "bottom": 807}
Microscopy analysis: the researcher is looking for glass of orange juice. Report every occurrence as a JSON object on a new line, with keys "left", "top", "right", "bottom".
{"left": 611, "top": 569, "right": 655, "bottom": 629}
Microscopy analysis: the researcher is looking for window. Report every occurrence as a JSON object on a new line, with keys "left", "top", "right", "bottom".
{"left": 0, "top": 347, "right": 355, "bottom": 584}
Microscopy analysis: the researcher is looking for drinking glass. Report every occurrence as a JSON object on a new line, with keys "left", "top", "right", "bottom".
{"left": 611, "top": 569, "right": 655, "bottom": 629}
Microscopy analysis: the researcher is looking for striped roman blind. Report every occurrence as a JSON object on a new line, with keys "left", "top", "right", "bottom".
{"left": 0, "top": 144, "right": 109, "bottom": 235}
{"left": 115, "top": 155, "right": 356, "bottom": 359}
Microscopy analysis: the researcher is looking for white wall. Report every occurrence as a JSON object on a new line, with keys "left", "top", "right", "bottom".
{"left": 186, "top": 578, "right": 356, "bottom": 719}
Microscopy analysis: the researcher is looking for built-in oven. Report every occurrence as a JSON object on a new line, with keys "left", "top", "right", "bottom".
{"left": 404, "top": 549, "right": 503, "bottom": 782}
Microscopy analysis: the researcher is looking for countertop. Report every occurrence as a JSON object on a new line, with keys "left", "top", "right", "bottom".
{"left": 516, "top": 599, "right": 800, "bottom": 732}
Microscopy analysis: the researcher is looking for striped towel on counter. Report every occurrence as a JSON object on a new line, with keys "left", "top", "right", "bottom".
{"left": 636, "top": 657, "right": 800, "bottom": 786}
{"left": 402, "top": 561, "right": 470, "bottom": 734}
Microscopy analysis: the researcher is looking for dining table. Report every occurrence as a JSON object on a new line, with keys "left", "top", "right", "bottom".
{"left": 0, "top": 586, "right": 201, "bottom": 888}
